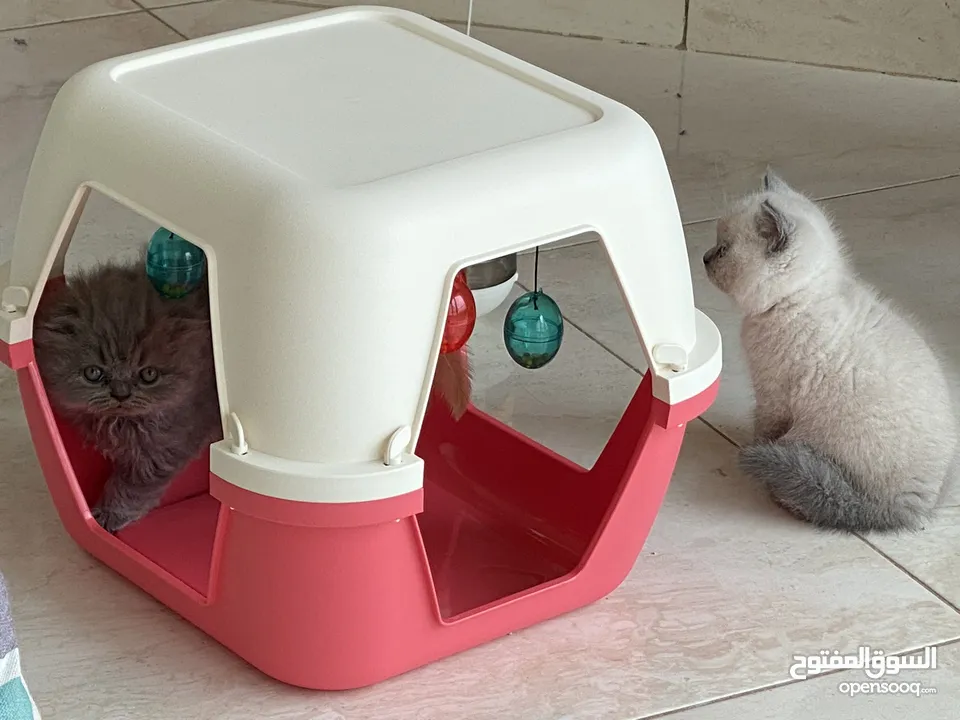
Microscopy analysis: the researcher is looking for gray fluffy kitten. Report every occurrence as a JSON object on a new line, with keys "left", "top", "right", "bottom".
{"left": 703, "top": 170, "right": 958, "bottom": 533}
{"left": 33, "top": 255, "right": 474, "bottom": 534}
{"left": 33, "top": 258, "right": 222, "bottom": 533}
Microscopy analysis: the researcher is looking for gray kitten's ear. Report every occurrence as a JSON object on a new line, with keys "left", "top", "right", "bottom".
{"left": 761, "top": 168, "right": 790, "bottom": 193}
{"left": 756, "top": 199, "right": 793, "bottom": 255}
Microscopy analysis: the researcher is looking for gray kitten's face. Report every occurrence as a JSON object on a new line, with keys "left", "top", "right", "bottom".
{"left": 703, "top": 170, "right": 840, "bottom": 314}
{"left": 34, "top": 264, "right": 211, "bottom": 419}
{"left": 42, "top": 320, "right": 189, "bottom": 417}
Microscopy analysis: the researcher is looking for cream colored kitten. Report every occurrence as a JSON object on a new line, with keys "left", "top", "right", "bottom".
{"left": 703, "top": 170, "right": 957, "bottom": 533}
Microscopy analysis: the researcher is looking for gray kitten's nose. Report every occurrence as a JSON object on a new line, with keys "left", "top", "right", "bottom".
{"left": 703, "top": 246, "right": 720, "bottom": 265}
{"left": 110, "top": 382, "right": 131, "bottom": 400}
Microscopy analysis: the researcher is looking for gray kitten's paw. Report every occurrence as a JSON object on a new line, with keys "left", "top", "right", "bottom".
{"left": 91, "top": 504, "right": 137, "bottom": 533}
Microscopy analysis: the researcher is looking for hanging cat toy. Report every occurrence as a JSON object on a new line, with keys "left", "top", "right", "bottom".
{"left": 439, "top": 246, "right": 564, "bottom": 368}
{"left": 145, "top": 227, "right": 207, "bottom": 298}
{"left": 148, "top": 227, "right": 563, "bottom": 369}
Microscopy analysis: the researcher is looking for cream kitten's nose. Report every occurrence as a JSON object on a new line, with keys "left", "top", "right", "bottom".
{"left": 705, "top": 218, "right": 731, "bottom": 266}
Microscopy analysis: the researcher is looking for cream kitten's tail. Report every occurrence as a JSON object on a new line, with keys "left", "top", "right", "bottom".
{"left": 740, "top": 441, "right": 933, "bottom": 533}
{"left": 433, "top": 348, "right": 472, "bottom": 420}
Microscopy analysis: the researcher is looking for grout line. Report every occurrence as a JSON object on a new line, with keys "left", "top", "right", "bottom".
{"left": 256, "top": 0, "right": 524, "bottom": 32}
{"left": 256, "top": 0, "right": 332, "bottom": 6}
{"left": 655, "top": 171, "right": 960, "bottom": 230}
{"left": 641, "top": 637, "right": 960, "bottom": 719}
{"left": 0, "top": 9, "right": 142, "bottom": 35}
{"left": 696, "top": 417, "right": 741, "bottom": 448}
{"left": 255, "top": 0, "right": 471, "bottom": 26}
{"left": 132, "top": 0, "right": 217, "bottom": 9}
{"left": 639, "top": 682, "right": 804, "bottom": 719}
{"left": 688, "top": 47, "right": 960, "bottom": 84}
{"left": 255, "top": 0, "right": 460, "bottom": 20}
{"left": 855, "top": 536, "right": 960, "bottom": 614}
{"left": 523, "top": 172, "right": 960, "bottom": 258}
{"left": 813, "top": 172, "right": 960, "bottom": 202}
{"left": 679, "top": 0, "right": 691, "bottom": 50}
{"left": 675, "top": 50, "right": 688, "bottom": 152}
{"left": 130, "top": 0, "right": 190, "bottom": 40}
{"left": 451, "top": 18, "right": 960, "bottom": 84}
{"left": 451, "top": 20, "right": 607, "bottom": 42}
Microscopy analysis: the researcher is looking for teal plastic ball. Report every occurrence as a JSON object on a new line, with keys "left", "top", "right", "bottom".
{"left": 146, "top": 228, "right": 206, "bottom": 298}
{"left": 503, "top": 291, "right": 563, "bottom": 369}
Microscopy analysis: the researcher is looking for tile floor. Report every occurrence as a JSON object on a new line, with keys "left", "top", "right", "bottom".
{"left": 1, "top": 1, "right": 959, "bottom": 718}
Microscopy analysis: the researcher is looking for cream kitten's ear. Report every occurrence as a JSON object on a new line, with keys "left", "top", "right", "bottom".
{"left": 761, "top": 168, "right": 790, "bottom": 193}
{"left": 757, "top": 199, "right": 793, "bottom": 255}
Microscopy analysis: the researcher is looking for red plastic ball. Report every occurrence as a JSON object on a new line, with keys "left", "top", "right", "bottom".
{"left": 440, "top": 271, "right": 476, "bottom": 354}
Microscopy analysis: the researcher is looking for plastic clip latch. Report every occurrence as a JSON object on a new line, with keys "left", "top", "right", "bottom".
{"left": 1, "top": 286, "right": 30, "bottom": 314}
{"left": 653, "top": 343, "right": 689, "bottom": 372}
{"left": 227, "top": 412, "right": 248, "bottom": 455}
{"left": 383, "top": 426, "right": 412, "bottom": 466}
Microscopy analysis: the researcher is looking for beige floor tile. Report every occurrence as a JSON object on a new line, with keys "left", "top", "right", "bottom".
{"left": 865, "top": 506, "right": 960, "bottom": 610}
{"left": 0, "top": 0, "right": 136, "bottom": 32}
{"left": 472, "top": 27, "right": 960, "bottom": 224}
{"left": 673, "top": 50, "right": 960, "bottom": 222}
{"left": 0, "top": 15, "right": 182, "bottom": 265}
{"left": 154, "top": 0, "right": 315, "bottom": 36}
{"left": 474, "top": 0, "right": 685, "bottom": 46}
{"left": 688, "top": 0, "right": 960, "bottom": 81}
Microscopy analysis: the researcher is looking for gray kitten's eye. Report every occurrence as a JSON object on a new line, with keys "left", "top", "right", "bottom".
{"left": 139, "top": 367, "right": 159, "bottom": 385}
{"left": 82, "top": 366, "right": 104, "bottom": 383}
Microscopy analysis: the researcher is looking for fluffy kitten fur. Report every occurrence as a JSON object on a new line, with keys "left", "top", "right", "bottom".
{"left": 434, "top": 348, "right": 472, "bottom": 420}
{"left": 33, "top": 257, "right": 473, "bottom": 532}
{"left": 703, "top": 170, "right": 958, "bottom": 533}
{"left": 33, "top": 259, "right": 222, "bottom": 533}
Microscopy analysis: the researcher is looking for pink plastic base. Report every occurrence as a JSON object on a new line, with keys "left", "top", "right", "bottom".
{"left": 3, "top": 336, "right": 717, "bottom": 690}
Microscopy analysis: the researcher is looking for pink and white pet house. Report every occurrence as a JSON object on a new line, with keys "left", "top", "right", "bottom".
{"left": 0, "top": 7, "right": 721, "bottom": 690}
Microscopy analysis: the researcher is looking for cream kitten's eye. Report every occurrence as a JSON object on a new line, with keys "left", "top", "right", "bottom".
{"left": 82, "top": 366, "right": 104, "bottom": 383}
{"left": 139, "top": 367, "right": 159, "bottom": 385}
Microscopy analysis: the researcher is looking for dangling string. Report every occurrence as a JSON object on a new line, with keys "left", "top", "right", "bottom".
{"left": 533, "top": 245, "right": 540, "bottom": 309}
{"left": 464, "top": 0, "right": 541, "bottom": 313}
